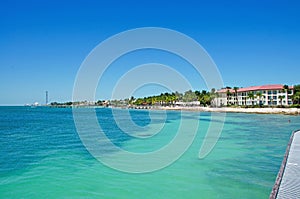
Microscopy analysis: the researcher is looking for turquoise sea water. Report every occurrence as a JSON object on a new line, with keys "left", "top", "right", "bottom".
{"left": 1, "top": 106, "right": 299, "bottom": 198}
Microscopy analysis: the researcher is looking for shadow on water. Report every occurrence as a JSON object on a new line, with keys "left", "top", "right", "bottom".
{"left": 95, "top": 108, "right": 183, "bottom": 147}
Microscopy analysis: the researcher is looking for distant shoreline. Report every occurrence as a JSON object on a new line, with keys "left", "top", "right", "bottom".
{"left": 46, "top": 105, "right": 300, "bottom": 115}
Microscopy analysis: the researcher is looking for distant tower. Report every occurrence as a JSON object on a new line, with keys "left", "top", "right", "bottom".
{"left": 46, "top": 91, "right": 48, "bottom": 105}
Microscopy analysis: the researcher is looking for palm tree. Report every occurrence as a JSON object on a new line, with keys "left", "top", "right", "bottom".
{"left": 291, "top": 84, "right": 300, "bottom": 105}
{"left": 195, "top": 90, "right": 202, "bottom": 106}
{"left": 183, "top": 90, "right": 195, "bottom": 102}
{"left": 281, "top": 85, "right": 289, "bottom": 98}
{"left": 278, "top": 95, "right": 285, "bottom": 106}
{"left": 226, "top": 90, "right": 232, "bottom": 106}
{"left": 210, "top": 89, "right": 218, "bottom": 107}
{"left": 151, "top": 96, "right": 157, "bottom": 106}
{"left": 293, "top": 93, "right": 300, "bottom": 105}
{"left": 164, "top": 92, "right": 171, "bottom": 106}
{"left": 243, "top": 93, "right": 247, "bottom": 106}
{"left": 247, "top": 92, "right": 255, "bottom": 106}
{"left": 160, "top": 93, "right": 166, "bottom": 106}
{"left": 129, "top": 96, "right": 135, "bottom": 105}
{"left": 233, "top": 87, "right": 239, "bottom": 105}
{"left": 283, "top": 85, "right": 289, "bottom": 93}
{"left": 170, "top": 93, "right": 177, "bottom": 106}
{"left": 256, "top": 92, "right": 263, "bottom": 106}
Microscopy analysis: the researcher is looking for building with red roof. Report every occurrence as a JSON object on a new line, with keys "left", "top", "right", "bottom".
{"left": 213, "top": 84, "right": 294, "bottom": 107}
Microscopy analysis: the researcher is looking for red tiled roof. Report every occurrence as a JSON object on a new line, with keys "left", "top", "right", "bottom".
{"left": 217, "top": 84, "right": 294, "bottom": 93}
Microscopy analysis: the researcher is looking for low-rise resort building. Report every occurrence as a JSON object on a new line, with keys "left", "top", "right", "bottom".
{"left": 213, "top": 84, "right": 294, "bottom": 107}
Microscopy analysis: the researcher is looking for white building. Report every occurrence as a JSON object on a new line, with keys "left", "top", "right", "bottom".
{"left": 213, "top": 84, "right": 294, "bottom": 107}
{"left": 175, "top": 101, "right": 200, "bottom": 106}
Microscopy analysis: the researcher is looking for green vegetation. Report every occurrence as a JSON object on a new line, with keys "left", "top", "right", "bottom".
{"left": 292, "top": 84, "right": 300, "bottom": 106}
{"left": 278, "top": 95, "right": 285, "bottom": 106}
{"left": 132, "top": 89, "right": 215, "bottom": 107}
{"left": 50, "top": 101, "right": 73, "bottom": 106}
{"left": 226, "top": 89, "right": 232, "bottom": 106}
{"left": 233, "top": 87, "right": 239, "bottom": 105}
{"left": 247, "top": 92, "right": 255, "bottom": 106}
{"left": 256, "top": 92, "right": 263, "bottom": 106}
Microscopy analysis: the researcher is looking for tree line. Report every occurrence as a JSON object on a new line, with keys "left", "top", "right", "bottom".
{"left": 130, "top": 89, "right": 217, "bottom": 107}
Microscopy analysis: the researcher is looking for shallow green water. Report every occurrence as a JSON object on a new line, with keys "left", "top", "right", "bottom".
{"left": 0, "top": 106, "right": 299, "bottom": 198}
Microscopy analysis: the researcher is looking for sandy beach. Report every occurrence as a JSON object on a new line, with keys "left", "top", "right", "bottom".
{"left": 154, "top": 106, "right": 300, "bottom": 115}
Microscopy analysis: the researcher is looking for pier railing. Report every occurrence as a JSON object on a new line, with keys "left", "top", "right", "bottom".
{"left": 269, "top": 129, "right": 300, "bottom": 199}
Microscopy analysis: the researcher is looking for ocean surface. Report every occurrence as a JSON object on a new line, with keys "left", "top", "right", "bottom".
{"left": 1, "top": 106, "right": 299, "bottom": 198}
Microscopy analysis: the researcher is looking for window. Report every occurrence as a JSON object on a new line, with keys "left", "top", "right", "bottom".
{"left": 273, "top": 90, "right": 277, "bottom": 94}
{"left": 268, "top": 91, "right": 272, "bottom": 95}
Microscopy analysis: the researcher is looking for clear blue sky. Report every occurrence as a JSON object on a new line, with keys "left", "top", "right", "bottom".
{"left": 1, "top": 0, "right": 300, "bottom": 105}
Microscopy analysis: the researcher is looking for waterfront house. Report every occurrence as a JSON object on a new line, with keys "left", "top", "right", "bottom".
{"left": 213, "top": 84, "right": 294, "bottom": 107}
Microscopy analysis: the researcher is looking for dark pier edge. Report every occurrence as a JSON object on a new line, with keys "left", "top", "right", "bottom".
{"left": 269, "top": 129, "right": 300, "bottom": 199}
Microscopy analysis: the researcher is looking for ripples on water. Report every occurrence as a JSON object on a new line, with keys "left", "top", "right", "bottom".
{"left": 0, "top": 106, "right": 299, "bottom": 198}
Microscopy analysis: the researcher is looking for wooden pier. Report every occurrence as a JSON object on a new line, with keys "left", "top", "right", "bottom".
{"left": 270, "top": 130, "right": 300, "bottom": 198}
